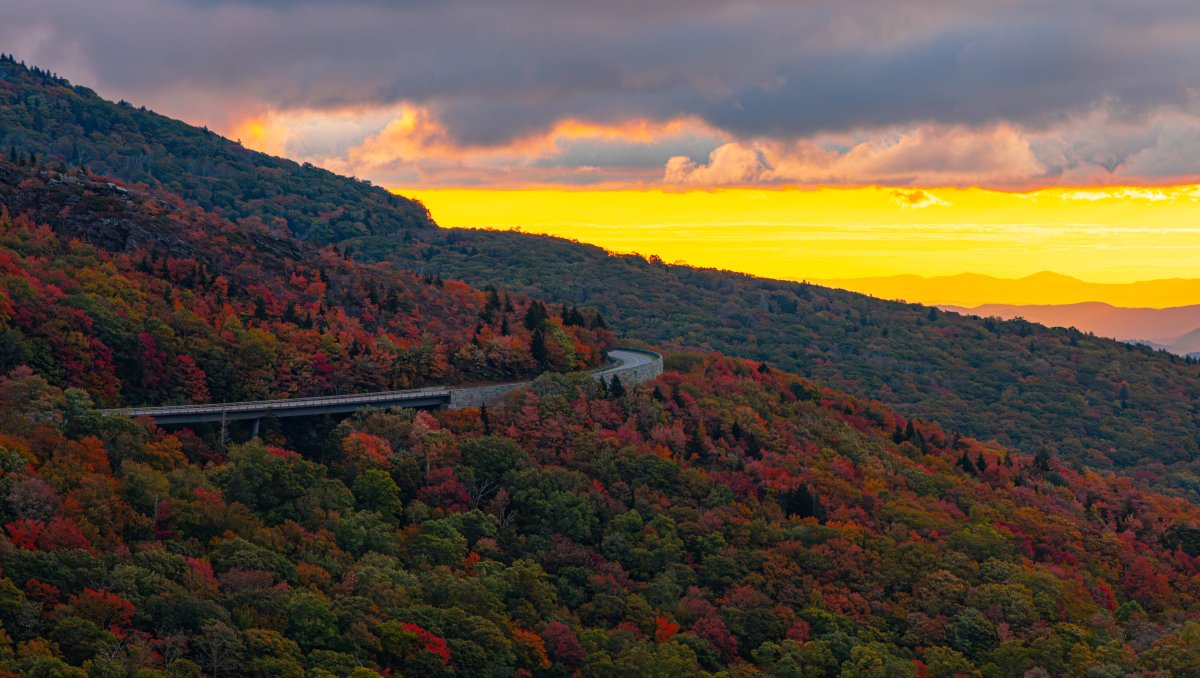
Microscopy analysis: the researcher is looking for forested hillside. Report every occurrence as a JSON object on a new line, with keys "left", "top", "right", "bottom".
{"left": 1, "top": 352, "right": 1199, "bottom": 675}
{"left": 0, "top": 160, "right": 612, "bottom": 406}
{"left": 371, "top": 229, "right": 1200, "bottom": 496}
{"left": 3, "top": 57, "right": 1200, "bottom": 677}
{"left": 0, "top": 56, "right": 433, "bottom": 243}
{"left": 6, "top": 55, "right": 1200, "bottom": 499}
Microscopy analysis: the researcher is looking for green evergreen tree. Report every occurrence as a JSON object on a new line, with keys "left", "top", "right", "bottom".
{"left": 1034, "top": 446, "right": 1052, "bottom": 474}
{"left": 608, "top": 375, "right": 626, "bottom": 399}
{"left": 958, "top": 452, "right": 978, "bottom": 475}
{"left": 531, "top": 327, "right": 549, "bottom": 367}
{"left": 524, "top": 301, "right": 547, "bottom": 330}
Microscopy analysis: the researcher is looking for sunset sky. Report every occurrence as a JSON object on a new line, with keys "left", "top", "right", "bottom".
{"left": 6, "top": 0, "right": 1200, "bottom": 293}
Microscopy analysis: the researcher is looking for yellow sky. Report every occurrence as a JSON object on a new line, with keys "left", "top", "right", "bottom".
{"left": 400, "top": 185, "right": 1200, "bottom": 288}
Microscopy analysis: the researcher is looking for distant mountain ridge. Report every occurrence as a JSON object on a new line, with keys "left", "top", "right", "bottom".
{"left": 817, "top": 271, "right": 1200, "bottom": 308}
{"left": 941, "top": 301, "right": 1200, "bottom": 355}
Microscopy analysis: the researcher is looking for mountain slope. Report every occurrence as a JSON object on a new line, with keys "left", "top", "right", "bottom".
{"left": 1167, "top": 326, "right": 1200, "bottom": 356}
{"left": 0, "top": 160, "right": 613, "bottom": 406}
{"left": 369, "top": 228, "right": 1200, "bottom": 490}
{"left": 2, "top": 347, "right": 1200, "bottom": 675}
{"left": 2, "top": 58, "right": 1200, "bottom": 675}
{"left": 6, "top": 59, "right": 1200, "bottom": 497}
{"left": 0, "top": 56, "right": 433, "bottom": 243}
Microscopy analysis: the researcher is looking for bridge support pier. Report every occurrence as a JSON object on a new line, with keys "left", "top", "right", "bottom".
{"left": 250, "top": 418, "right": 260, "bottom": 438}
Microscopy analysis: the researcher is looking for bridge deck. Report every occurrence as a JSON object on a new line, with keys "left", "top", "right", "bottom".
{"left": 101, "top": 348, "right": 662, "bottom": 425}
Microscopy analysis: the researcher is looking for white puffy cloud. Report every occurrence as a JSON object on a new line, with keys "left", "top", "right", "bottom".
{"left": 665, "top": 125, "right": 1045, "bottom": 187}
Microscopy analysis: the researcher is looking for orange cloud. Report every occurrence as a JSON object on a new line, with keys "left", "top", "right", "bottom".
{"left": 321, "top": 106, "right": 722, "bottom": 187}
{"left": 227, "top": 104, "right": 1200, "bottom": 191}
{"left": 891, "top": 189, "right": 951, "bottom": 208}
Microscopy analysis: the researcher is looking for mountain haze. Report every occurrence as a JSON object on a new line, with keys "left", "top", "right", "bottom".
{"left": 942, "top": 302, "right": 1200, "bottom": 356}
{"left": 817, "top": 271, "right": 1200, "bottom": 308}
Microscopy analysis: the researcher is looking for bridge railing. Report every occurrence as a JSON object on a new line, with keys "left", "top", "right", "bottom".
{"left": 101, "top": 347, "right": 664, "bottom": 420}
{"left": 103, "top": 385, "right": 451, "bottom": 418}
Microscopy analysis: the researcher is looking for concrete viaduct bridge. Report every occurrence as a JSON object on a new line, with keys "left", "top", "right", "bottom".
{"left": 101, "top": 348, "right": 663, "bottom": 431}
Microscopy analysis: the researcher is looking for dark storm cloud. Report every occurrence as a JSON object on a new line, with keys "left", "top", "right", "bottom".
{"left": 4, "top": 0, "right": 1200, "bottom": 149}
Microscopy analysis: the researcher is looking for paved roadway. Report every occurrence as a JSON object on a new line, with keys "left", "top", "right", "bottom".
{"left": 100, "top": 348, "right": 662, "bottom": 426}
{"left": 594, "top": 348, "right": 658, "bottom": 380}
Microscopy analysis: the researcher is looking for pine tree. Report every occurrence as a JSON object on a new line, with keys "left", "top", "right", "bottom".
{"left": 531, "top": 327, "right": 549, "bottom": 367}
{"left": 958, "top": 452, "right": 978, "bottom": 475}
{"left": 1034, "top": 446, "right": 1052, "bottom": 474}
{"left": 672, "top": 384, "right": 685, "bottom": 407}
{"left": 481, "top": 287, "right": 501, "bottom": 321}
{"left": 608, "top": 375, "right": 626, "bottom": 399}
{"left": 480, "top": 403, "right": 491, "bottom": 435}
{"left": 524, "top": 301, "right": 547, "bottom": 330}
{"left": 686, "top": 429, "right": 705, "bottom": 459}
{"left": 780, "top": 484, "right": 824, "bottom": 521}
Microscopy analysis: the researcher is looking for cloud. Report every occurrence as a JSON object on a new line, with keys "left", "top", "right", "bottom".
{"left": 5, "top": 0, "right": 1200, "bottom": 187}
{"left": 665, "top": 125, "right": 1045, "bottom": 187}
{"left": 305, "top": 105, "right": 723, "bottom": 187}
{"left": 892, "top": 190, "right": 952, "bottom": 208}
{"left": 664, "top": 144, "right": 767, "bottom": 185}
{"left": 8, "top": 1, "right": 1200, "bottom": 140}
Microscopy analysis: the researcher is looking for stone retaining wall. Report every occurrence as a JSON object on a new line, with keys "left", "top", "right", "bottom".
{"left": 448, "top": 347, "right": 663, "bottom": 409}
{"left": 448, "top": 381, "right": 531, "bottom": 409}
{"left": 598, "top": 348, "right": 664, "bottom": 386}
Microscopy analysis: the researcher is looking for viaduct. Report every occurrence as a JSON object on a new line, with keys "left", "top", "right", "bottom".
{"left": 100, "top": 348, "right": 663, "bottom": 432}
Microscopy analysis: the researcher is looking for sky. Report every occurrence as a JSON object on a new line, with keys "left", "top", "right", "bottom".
{"left": 6, "top": 0, "right": 1200, "bottom": 290}
{"left": 408, "top": 185, "right": 1200, "bottom": 285}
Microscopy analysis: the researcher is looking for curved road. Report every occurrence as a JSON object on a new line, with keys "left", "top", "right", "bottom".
{"left": 100, "top": 347, "right": 663, "bottom": 426}
{"left": 593, "top": 348, "right": 659, "bottom": 380}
